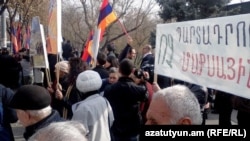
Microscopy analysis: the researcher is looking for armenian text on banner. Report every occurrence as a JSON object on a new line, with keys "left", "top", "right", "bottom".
{"left": 47, "top": 0, "right": 62, "bottom": 54}
{"left": 155, "top": 13, "right": 250, "bottom": 99}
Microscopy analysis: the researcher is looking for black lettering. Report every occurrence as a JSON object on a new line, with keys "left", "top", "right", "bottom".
{"left": 237, "top": 21, "right": 246, "bottom": 47}
{"left": 214, "top": 24, "right": 222, "bottom": 44}
{"left": 190, "top": 26, "right": 195, "bottom": 44}
{"left": 176, "top": 27, "right": 181, "bottom": 42}
{"left": 225, "top": 24, "right": 233, "bottom": 45}
{"left": 196, "top": 26, "right": 201, "bottom": 44}
{"left": 203, "top": 26, "right": 211, "bottom": 45}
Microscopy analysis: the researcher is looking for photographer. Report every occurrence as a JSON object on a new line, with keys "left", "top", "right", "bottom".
{"left": 104, "top": 59, "right": 148, "bottom": 140}
{"left": 140, "top": 56, "right": 172, "bottom": 88}
{"left": 131, "top": 68, "right": 153, "bottom": 124}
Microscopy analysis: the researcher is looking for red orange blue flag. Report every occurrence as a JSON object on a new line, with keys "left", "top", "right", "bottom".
{"left": 81, "top": 30, "right": 94, "bottom": 63}
{"left": 11, "top": 27, "right": 18, "bottom": 54}
{"left": 97, "top": 0, "right": 117, "bottom": 41}
{"left": 82, "top": 0, "right": 117, "bottom": 64}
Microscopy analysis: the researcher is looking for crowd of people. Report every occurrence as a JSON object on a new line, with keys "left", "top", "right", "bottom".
{"left": 0, "top": 37, "right": 249, "bottom": 141}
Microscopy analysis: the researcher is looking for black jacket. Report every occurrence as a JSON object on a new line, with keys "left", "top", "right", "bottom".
{"left": 118, "top": 44, "right": 132, "bottom": 63}
{"left": 0, "top": 54, "right": 22, "bottom": 89}
{"left": 92, "top": 65, "right": 109, "bottom": 79}
{"left": 23, "top": 110, "right": 63, "bottom": 140}
{"left": 140, "top": 53, "right": 154, "bottom": 68}
{"left": 104, "top": 77, "right": 147, "bottom": 136}
{"left": 0, "top": 84, "right": 18, "bottom": 141}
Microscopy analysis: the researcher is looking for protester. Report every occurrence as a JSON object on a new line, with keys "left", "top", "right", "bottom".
{"left": 140, "top": 44, "right": 153, "bottom": 68}
{"left": 139, "top": 49, "right": 172, "bottom": 88}
{"left": 118, "top": 36, "right": 136, "bottom": 62}
{"left": 104, "top": 55, "right": 119, "bottom": 71}
{"left": 146, "top": 83, "right": 202, "bottom": 125}
{"left": 28, "top": 121, "right": 88, "bottom": 141}
{"left": 47, "top": 61, "right": 69, "bottom": 117}
{"left": 0, "top": 48, "right": 22, "bottom": 90}
{"left": 99, "top": 67, "right": 120, "bottom": 95}
{"left": 62, "top": 40, "right": 73, "bottom": 61}
{"left": 72, "top": 70, "right": 114, "bottom": 141}
{"left": 232, "top": 95, "right": 250, "bottom": 126}
{"left": 0, "top": 84, "right": 18, "bottom": 141}
{"left": 130, "top": 68, "right": 152, "bottom": 124}
{"left": 54, "top": 57, "right": 89, "bottom": 119}
{"left": 106, "top": 43, "right": 116, "bottom": 58}
{"left": 104, "top": 59, "right": 148, "bottom": 141}
{"left": 92, "top": 52, "right": 109, "bottom": 79}
{"left": 19, "top": 49, "right": 34, "bottom": 85}
{"left": 9, "top": 85, "right": 63, "bottom": 140}
{"left": 215, "top": 90, "right": 233, "bottom": 125}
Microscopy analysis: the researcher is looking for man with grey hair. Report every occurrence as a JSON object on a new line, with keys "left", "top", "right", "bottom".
{"left": 140, "top": 44, "right": 153, "bottom": 68}
{"left": 9, "top": 85, "right": 63, "bottom": 140}
{"left": 146, "top": 83, "right": 202, "bottom": 125}
{"left": 28, "top": 121, "right": 88, "bottom": 141}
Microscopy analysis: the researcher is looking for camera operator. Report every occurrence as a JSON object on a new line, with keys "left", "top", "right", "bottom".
{"left": 131, "top": 69, "right": 153, "bottom": 124}
{"left": 140, "top": 56, "right": 172, "bottom": 89}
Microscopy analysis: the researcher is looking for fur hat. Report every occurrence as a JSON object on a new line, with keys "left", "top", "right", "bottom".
{"left": 10, "top": 85, "right": 51, "bottom": 110}
{"left": 55, "top": 61, "right": 69, "bottom": 73}
{"left": 76, "top": 70, "right": 102, "bottom": 93}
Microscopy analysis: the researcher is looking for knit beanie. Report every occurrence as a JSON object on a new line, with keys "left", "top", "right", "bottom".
{"left": 76, "top": 70, "right": 102, "bottom": 93}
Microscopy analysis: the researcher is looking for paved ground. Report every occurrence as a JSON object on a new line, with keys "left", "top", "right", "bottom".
{"left": 11, "top": 110, "right": 238, "bottom": 141}
{"left": 11, "top": 122, "right": 25, "bottom": 141}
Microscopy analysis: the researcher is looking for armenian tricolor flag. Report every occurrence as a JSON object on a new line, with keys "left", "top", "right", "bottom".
{"left": 81, "top": 31, "right": 94, "bottom": 63}
{"left": 11, "top": 26, "right": 18, "bottom": 54}
{"left": 97, "top": 0, "right": 118, "bottom": 41}
{"left": 81, "top": 0, "right": 117, "bottom": 64}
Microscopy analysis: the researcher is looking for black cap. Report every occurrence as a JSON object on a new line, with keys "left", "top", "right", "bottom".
{"left": 10, "top": 85, "right": 51, "bottom": 110}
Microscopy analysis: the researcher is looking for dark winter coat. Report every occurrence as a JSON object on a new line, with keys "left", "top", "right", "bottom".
{"left": 23, "top": 110, "right": 63, "bottom": 140}
{"left": 92, "top": 65, "right": 109, "bottom": 79}
{"left": 104, "top": 77, "right": 148, "bottom": 137}
{"left": 0, "top": 84, "right": 18, "bottom": 141}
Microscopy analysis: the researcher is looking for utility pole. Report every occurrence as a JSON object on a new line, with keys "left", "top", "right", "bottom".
{"left": 1, "top": 0, "right": 6, "bottom": 48}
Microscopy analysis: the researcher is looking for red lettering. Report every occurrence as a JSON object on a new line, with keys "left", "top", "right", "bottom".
{"left": 198, "top": 54, "right": 206, "bottom": 75}
{"left": 227, "top": 58, "right": 236, "bottom": 80}
{"left": 191, "top": 53, "right": 198, "bottom": 74}
{"left": 216, "top": 56, "right": 226, "bottom": 79}
{"left": 237, "top": 58, "right": 246, "bottom": 84}
{"left": 207, "top": 55, "right": 215, "bottom": 77}
{"left": 182, "top": 52, "right": 190, "bottom": 72}
{"left": 247, "top": 59, "right": 250, "bottom": 88}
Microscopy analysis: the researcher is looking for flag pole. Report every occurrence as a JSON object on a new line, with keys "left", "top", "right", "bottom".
{"left": 117, "top": 19, "right": 129, "bottom": 37}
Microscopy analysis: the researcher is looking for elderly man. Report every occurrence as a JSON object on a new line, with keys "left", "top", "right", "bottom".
{"left": 9, "top": 85, "right": 63, "bottom": 140}
{"left": 146, "top": 83, "right": 202, "bottom": 125}
{"left": 28, "top": 121, "right": 88, "bottom": 141}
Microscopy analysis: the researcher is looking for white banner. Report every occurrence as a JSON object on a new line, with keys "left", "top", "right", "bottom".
{"left": 40, "top": 24, "right": 49, "bottom": 69}
{"left": 155, "top": 14, "right": 250, "bottom": 99}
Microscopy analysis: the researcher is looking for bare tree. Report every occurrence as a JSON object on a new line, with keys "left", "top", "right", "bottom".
{"left": 6, "top": 0, "right": 48, "bottom": 36}
{"left": 67, "top": 0, "right": 158, "bottom": 53}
